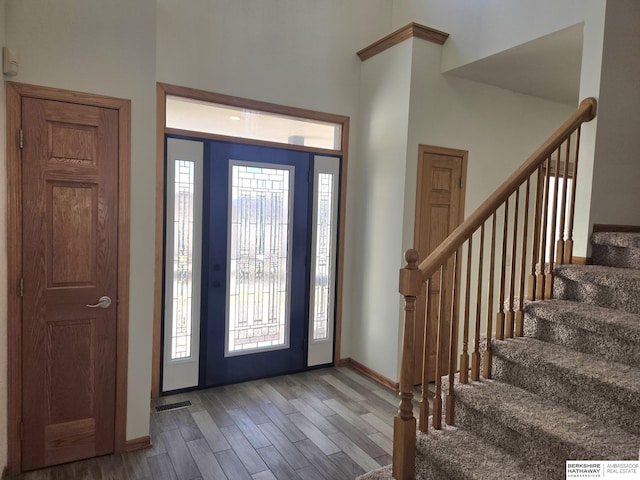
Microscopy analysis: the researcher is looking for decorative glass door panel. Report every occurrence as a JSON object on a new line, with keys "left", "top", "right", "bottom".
{"left": 202, "top": 142, "right": 310, "bottom": 386}
{"left": 312, "top": 172, "right": 333, "bottom": 341}
{"left": 162, "top": 138, "right": 203, "bottom": 392}
{"left": 227, "top": 162, "right": 294, "bottom": 355}
{"left": 172, "top": 159, "right": 196, "bottom": 359}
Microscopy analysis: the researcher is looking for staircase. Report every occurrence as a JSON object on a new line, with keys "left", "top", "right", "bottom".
{"left": 358, "top": 231, "right": 640, "bottom": 479}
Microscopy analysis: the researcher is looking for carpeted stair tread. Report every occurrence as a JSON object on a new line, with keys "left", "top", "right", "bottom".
{"left": 525, "top": 299, "right": 640, "bottom": 342}
{"left": 554, "top": 263, "right": 640, "bottom": 286}
{"left": 492, "top": 337, "right": 640, "bottom": 399}
{"left": 524, "top": 299, "right": 640, "bottom": 367}
{"left": 592, "top": 231, "right": 640, "bottom": 248}
{"left": 591, "top": 232, "right": 640, "bottom": 269}
{"left": 415, "top": 425, "right": 538, "bottom": 480}
{"left": 492, "top": 337, "right": 640, "bottom": 434}
{"left": 554, "top": 264, "right": 640, "bottom": 313}
{"left": 453, "top": 378, "right": 640, "bottom": 462}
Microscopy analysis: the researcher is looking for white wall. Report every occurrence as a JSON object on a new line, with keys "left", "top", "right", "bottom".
{"left": 391, "top": 0, "right": 608, "bottom": 257}
{"left": 588, "top": 0, "right": 640, "bottom": 228}
{"left": 0, "top": 0, "right": 7, "bottom": 471}
{"left": 391, "top": 0, "right": 604, "bottom": 72}
{"left": 350, "top": 35, "right": 576, "bottom": 381}
{"left": 403, "top": 40, "right": 576, "bottom": 252}
{"left": 3, "top": 0, "right": 157, "bottom": 444}
{"left": 155, "top": 0, "right": 393, "bottom": 360}
{"left": 156, "top": 0, "right": 391, "bottom": 115}
{"left": 349, "top": 40, "right": 413, "bottom": 381}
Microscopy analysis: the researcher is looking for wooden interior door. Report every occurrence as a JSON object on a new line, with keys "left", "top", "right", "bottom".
{"left": 21, "top": 97, "right": 119, "bottom": 470}
{"left": 413, "top": 145, "right": 466, "bottom": 384}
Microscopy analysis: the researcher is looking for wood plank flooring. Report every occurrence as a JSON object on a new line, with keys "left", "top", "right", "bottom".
{"left": 16, "top": 367, "right": 434, "bottom": 480}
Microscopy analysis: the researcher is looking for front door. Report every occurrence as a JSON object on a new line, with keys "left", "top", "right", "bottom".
{"left": 21, "top": 98, "right": 119, "bottom": 469}
{"left": 162, "top": 139, "right": 341, "bottom": 392}
{"left": 203, "top": 142, "right": 311, "bottom": 386}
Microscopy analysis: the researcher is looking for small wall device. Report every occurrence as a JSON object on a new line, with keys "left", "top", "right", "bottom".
{"left": 3, "top": 47, "right": 18, "bottom": 76}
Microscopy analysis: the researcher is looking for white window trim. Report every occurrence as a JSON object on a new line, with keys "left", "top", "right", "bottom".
{"left": 162, "top": 138, "right": 203, "bottom": 392}
{"left": 307, "top": 155, "right": 340, "bottom": 367}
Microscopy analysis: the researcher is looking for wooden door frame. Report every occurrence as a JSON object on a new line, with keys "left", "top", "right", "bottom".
{"left": 6, "top": 82, "right": 131, "bottom": 473}
{"left": 152, "top": 83, "right": 350, "bottom": 397}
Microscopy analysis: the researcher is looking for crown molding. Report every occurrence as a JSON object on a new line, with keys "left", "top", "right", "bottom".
{"left": 357, "top": 22, "right": 449, "bottom": 61}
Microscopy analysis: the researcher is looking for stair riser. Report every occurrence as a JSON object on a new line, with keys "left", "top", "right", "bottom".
{"left": 492, "top": 354, "right": 640, "bottom": 435}
{"left": 414, "top": 453, "right": 455, "bottom": 480}
{"left": 523, "top": 316, "right": 640, "bottom": 368}
{"left": 554, "top": 276, "right": 640, "bottom": 315}
{"left": 415, "top": 428, "right": 534, "bottom": 480}
{"left": 592, "top": 244, "right": 640, "bottom": 269}
{"left": 454, "top": 400, "right": 565, "bottom": 479}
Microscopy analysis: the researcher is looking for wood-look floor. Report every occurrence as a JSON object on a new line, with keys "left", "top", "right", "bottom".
{"left": 17, "top": 367, "right": 434, "bottom": 480}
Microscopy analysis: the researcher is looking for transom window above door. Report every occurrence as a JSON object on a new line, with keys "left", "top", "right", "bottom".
{"left": 166, "top": 95, "right": 342, "bottom": 150}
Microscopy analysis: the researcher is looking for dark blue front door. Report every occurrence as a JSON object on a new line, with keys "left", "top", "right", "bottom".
{"left": 201, "top": 141, "right": 311, "bottom": 386}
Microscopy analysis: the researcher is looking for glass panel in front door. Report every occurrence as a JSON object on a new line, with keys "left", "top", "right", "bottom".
{"left": 226, "top": 162, "right": 294, "bottom": 355}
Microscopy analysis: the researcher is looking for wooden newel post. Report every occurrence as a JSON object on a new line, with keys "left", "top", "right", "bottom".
{"left": 393, "top": 249, "right": 422, "bottom": 480}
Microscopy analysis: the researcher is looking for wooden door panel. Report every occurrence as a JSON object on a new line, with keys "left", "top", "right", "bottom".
{"left": 47, "top": 319, "right": 96, "bottom": 423}
{"left": 44, "top": 418, "right": 96, "bottom": 466}
{"left": 49, "top": 183, "right": 98, "bottom": 286}
{"left": 431, "top": 166, "right": 452, "bottom": 191}
{"left": 413, "top": 147, "right": 466, "bottom": 384}
{"left": 21, "top": 97, "right": 118, "bottom": 470}
{"left": 48, "top": 122, "right": 98, "bottom": 165}
{"left": 427, "top": 205, "right": 451, "bottom": 251}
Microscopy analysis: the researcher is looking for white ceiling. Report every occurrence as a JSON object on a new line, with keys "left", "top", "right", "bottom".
{"left": 445, "top": 24, "right": 584, "bottom": 106}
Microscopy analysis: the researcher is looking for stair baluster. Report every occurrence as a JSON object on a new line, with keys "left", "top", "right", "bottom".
{"left": 546, "top": 147, "right": 562, "bottom": 297}
{"left": 483, "top": 213, "right": 497, "bottom": 379}
{"left": 432, "top": 265, "right": 445, "bottom": 430}
{"left": 471, "top": 223, "right": 484, "bottom": 380}
{"left": 460, "top": 237, "right": 472, "bottom": 384}
{"left": 419, "top": 277, "right": 431, "bottom": 433}
{"left": 445, "top": 249, "right": 460, "bottom": 425}
{"left": 496, "top": 201, "right": 509, "bottom": 339}
{"left": 507, "top": 187, "right": 520, "bottom": 338}
{"left": 516, "top": 178, "right": 530, "bottom": 336}
{"left": 556, "top": 135, "right": 571, "bottom": 264}
{"left": 528, "top": 167, "right": 545, "bottom": 300}
{"left": 537, "top": 157, "right": 552, "bottom": 299}
{"left": 565, "top": 127, "right": 581, "bottom": 263}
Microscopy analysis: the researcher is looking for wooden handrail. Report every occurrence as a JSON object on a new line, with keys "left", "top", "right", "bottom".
{"left": 418, "top": 98, "right": 597, "bottom": 281}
